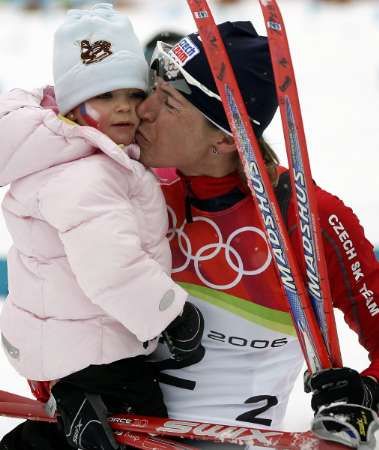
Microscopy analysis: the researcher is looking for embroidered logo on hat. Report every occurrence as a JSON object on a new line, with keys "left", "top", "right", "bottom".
{"left": 54, "top": 3, "right": 148, "bottom": 114}
{"left": 80, "top": 39, "right": 113, "bottom": 65}
{"left": 170, "top": 37, "right": 199, "bottom": 67}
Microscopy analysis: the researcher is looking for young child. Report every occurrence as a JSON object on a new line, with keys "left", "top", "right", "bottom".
{"left": 0, "top": 4, "right": 203, "bottom": 450}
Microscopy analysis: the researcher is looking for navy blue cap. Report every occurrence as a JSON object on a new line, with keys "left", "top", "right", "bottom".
{"left": 170, "top": 21, "right": 278, "bottom": 137}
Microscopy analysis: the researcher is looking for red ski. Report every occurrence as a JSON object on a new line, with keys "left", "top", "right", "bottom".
{"left": 0, "top": 394, "right": 198, "bottom": 450}
{"left": 185, "top": 0, "right": 331, "bottom": 374}
{"left": 258, "top": 0, "right": 342, "bottom": 368}
{"left": 0, "top": 389, "right": 349, "bottom": 449}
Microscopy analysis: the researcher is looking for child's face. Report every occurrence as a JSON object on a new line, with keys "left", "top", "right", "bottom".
{"left": 72, "top": 88, "right": 146, "bottom": 145}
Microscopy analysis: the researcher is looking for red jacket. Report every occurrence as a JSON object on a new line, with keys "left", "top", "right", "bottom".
{"left": 159, "top": 168, "right": 379, "bottom": 380}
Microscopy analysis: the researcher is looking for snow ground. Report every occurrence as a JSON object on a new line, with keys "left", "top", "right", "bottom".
{"left": 0, "top": 0, "right": 378, "bottom": 442}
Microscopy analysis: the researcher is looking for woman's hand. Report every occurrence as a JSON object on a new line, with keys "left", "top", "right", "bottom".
{"left": 163, "top": 301, "right": 204, "bottom": 362}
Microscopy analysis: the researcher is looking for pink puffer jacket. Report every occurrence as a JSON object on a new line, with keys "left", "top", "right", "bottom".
{"left": 0, "top": 87, "right": 187, "bottom": 381}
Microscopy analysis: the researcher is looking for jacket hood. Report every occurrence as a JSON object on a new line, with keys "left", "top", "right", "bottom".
{"left": 0, "top": 86, "right": 141, "bottom": 186}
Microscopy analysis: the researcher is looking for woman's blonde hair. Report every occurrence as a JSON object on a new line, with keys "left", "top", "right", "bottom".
{"left": 258, "top": 137, "right": 280, "bottom": 186}
{"left": 233, "top": 136, "right": 280, "bottom": 188}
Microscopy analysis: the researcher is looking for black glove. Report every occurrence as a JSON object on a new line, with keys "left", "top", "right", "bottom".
{"left": 52, "top": 381, "right": 119, "bottom": 450}
{"left": 163, "top": 301, "right": 204, "bottom": 362}
{"left": 304, "top": 367, "right": 379, "bottom": 414}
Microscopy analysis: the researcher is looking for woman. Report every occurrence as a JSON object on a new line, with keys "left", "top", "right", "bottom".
{"left": 136, "top": 20, "right": 379, "bottom": 443}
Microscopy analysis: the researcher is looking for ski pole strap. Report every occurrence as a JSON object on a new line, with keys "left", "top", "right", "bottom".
{"left": 312, "top": 403, "right": 379, "bottom": 449}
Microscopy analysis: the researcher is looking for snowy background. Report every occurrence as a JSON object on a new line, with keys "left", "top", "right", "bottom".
{"left": 0, "top": 0, "right": 378, "bottom": 441}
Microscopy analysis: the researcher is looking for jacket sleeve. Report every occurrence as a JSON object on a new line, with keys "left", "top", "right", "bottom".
{"left": 37, "top": 155, "right": 187, "bottom": 342}
{"left": 291, "top": 188, "right": 379, "bottom": 380}
{"left": 0, "top": 88, "right": 93, "bottom": 186}
{"left": 0, "top": 89, "right": 47, "bottom": 185}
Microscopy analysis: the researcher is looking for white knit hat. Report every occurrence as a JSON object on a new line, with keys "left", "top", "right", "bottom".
{"left": 53, "top": 3, "right": 148, "bottom": 114}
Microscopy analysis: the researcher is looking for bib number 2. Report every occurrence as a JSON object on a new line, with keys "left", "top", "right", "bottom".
{"left": 236, "top": 395, "right": 278, "bottom": 426}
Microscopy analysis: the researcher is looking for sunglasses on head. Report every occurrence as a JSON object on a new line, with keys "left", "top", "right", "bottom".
{"left": 149, "top": 41, "right": 222, "bottom": 101}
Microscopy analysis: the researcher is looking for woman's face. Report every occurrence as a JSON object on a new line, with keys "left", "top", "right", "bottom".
{"left": 136, "top": 80, "right": 216, "bottom": 174}
{"left": 72, "top": 88, "right": 145, "bottom": 145}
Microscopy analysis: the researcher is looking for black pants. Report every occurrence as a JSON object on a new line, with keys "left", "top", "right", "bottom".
{"left": 0, "top": 356, "right": 167, "bottom": 450}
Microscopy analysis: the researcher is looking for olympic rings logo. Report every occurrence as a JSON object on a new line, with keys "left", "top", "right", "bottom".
{"left": 167, "top": 206, "right": 272, "bottom": 290}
